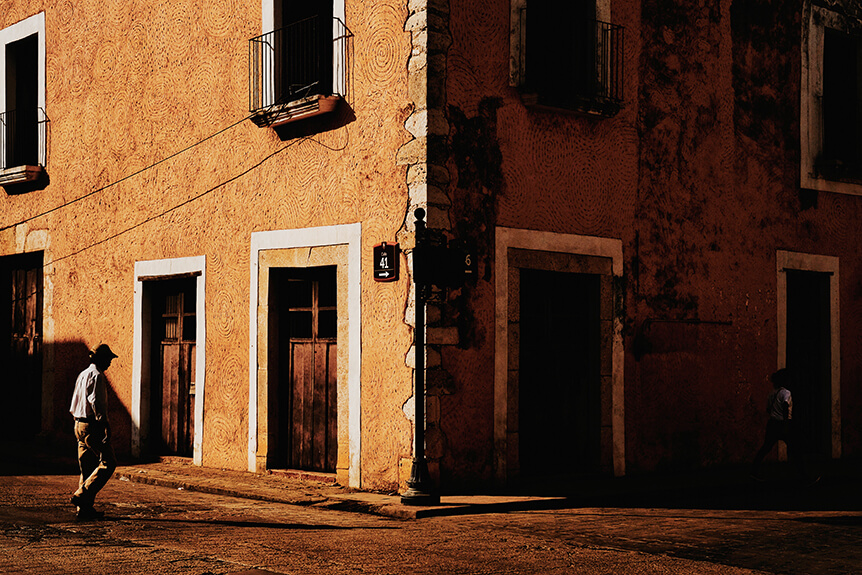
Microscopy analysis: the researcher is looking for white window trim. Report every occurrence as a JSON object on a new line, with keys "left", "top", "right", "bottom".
{"left": 260, "top": 0, "right": 347, "bottom": 100}
{"left": 0, "top": 12, "right": 46, "bottom": 116}
{"left": 776, "top": 250, "right": 841, "bottom": 459}
{"left": 0, "top": 12, "right": 48, "bottom": 173}
{"left": 248, "top": 223, "right": 362, "bottom": 487}
{"left": 494, "top": 227, "right": 625, "bottom": 480}
{"left": 801, "top": 4, "right": 862, "bottom": 196}
{"left": 132, "top": 256, "right": 207, "bottom": 465}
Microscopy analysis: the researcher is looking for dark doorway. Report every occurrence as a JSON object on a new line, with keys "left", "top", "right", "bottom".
{"left": 269, "top": 266, "right": 338, "bottom": 472}
{"left": 786, "top": 270, "right": 832, "bottom": 461}
{"left": 519, "top": 269, "right": 600, "bottom": 476}
{"left": 0, "top": 252, "right": 42, "bottom": 437}
{"left": 148, "top": 277, "right": 196, "bottom": 457}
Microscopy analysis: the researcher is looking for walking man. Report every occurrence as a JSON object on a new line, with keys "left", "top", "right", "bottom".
{"left": 69, "top": 344, "right": 118, "bottom": 520}
{"left": 751, "top": 368, "right": 796, "bottom": 481}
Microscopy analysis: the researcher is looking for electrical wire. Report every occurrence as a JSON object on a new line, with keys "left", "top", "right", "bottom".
{"left": 0, "top": 112, "right": 256, "bottom": 233}
{"left": 45, "top": 136, "right": 309, "bottom": 267}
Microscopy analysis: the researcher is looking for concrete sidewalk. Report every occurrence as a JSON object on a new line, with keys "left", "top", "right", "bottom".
{"left": 114, "top": 459, "right": 572, "bottom": 520}
{"left": 8, "top": 437, "right": 862, "bottom": 520}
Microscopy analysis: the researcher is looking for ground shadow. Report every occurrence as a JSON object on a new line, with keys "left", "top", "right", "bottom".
{"left": 421, "top": 462, "right": 862, "bottom": 517}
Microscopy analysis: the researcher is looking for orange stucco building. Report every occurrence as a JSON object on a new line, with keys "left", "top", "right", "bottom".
{"left": 2, "top": 0, "right": 862, "bottom": 492}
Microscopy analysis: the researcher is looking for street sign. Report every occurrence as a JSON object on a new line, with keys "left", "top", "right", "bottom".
{"left": 413, "top": 241, "right": 476, "bottom": 287}
{"left": 373, "top": 242, "right": 399, "bottom": 282}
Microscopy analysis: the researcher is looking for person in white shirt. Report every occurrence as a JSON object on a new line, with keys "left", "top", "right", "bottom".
{"left": 69, "top": 344, "right": 118, "bottom": 520}
{"left": 751, "top": 368, "right": 794, "bottom": 480}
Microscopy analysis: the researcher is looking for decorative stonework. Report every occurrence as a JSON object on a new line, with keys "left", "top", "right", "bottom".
{"left": 396, "top": 0, "right": 453, "bottom": 488}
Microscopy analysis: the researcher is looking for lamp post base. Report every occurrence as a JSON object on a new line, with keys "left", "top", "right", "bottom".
{"left": 401, "top": 486, "right": 440, "bottom": 506}
{"left": 400, "top": 458, "right": 439, "bottom": 506}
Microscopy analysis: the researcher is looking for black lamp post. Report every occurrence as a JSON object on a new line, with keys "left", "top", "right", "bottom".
{"left": 401, "top": 208, "right": 440, "bottom": 506}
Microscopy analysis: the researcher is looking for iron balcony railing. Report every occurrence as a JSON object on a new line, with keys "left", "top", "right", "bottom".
{"left": 0, "top": 108, "right": 48, "bottom": 169}
{"left": 249, "top": 16, "right": 352, "bottom": 113}
{"left": 517, "top": 12, "right": 624, "bottom": 113}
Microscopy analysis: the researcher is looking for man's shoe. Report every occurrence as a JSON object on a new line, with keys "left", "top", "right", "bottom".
{"left": 76, "top": 507, "right": 105, "bottom": 521}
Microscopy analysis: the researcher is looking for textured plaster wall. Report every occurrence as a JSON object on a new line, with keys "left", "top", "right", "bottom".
{"left": 0, "top": 0, "right": 415, "bottom": 487}
{"left": 634, "top": 0, "right": 862, "bottom": 470}
{"left": 438, "top": 0, "right": 639, "bottom": 485}
{"left": 438, "top": 0, "right": 862, "bottom": 481}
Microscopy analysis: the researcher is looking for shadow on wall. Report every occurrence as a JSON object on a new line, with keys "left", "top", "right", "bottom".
{"left": 43, "top": 340, "right": 133, "bottom": 457}
{"left": 273, "top": 101, "right": 356, "bottom": 141}
{"left": 1, "top": 339, "right": 133, "bottom": 476}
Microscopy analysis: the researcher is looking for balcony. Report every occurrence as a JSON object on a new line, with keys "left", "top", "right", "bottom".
{"left": 515, "top": 13, "right": 624, "bottom": 116}
{"left": 249, "top": 16, "right": 352, "bottom": 128}
{"left": 0, "top": 107, "right": 48, "bottom": 187}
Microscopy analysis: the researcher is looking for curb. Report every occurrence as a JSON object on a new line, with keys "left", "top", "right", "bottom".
{"left": 115, "top": 466, "right": 424, "bottom": 519}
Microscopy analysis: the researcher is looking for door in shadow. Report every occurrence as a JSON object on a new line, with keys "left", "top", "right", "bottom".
{"left": 0, "top": 252, "right": 43, "bottom": 438}
{"left": 519, "top": 269, "right": 601, "bottom": 478}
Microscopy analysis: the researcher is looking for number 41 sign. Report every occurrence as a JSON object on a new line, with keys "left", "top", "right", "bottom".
{"left": 373, "top": 242, "right": 399, "bottom": 282}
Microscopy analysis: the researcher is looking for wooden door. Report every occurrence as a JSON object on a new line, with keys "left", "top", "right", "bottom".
{"left": 276, "top": 267, "right": 337, "bottom": 472}
{"left": 786, "top": 270, "right": 832, "bottom": 460}
{"left": 151, "top": 279, "right": 196, "bottom": 457}
{"left": 1, "top": 253, "right": 42, "bottom": 436}
{"left": 519, "top": 269, "right": 600, "bottom": 476}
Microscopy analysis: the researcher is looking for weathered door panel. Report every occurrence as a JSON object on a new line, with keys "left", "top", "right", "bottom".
{"left": 274, "top": 267, "right": 337, "bottom": 472}
{"left": 3, "top": 253, "right": 42, "bottom": 436}
{"left": 150, "top": 279, "right": 196, "bottom": 457}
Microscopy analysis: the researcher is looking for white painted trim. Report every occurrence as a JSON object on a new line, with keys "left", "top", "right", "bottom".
{"left": 248, "top": 223, "right": 362, "bottom": 487}
{"left": 494, "top": 227, "right": 625, "bottom": 481}
{"left": 0, "top": 12, "right": 46, "bottom": 112}
{"left": 776, "top": 250, "right": 841, "bottom": 459}
{"left": 260, "top": 0, "right": 347, "bottom": 99}
{"left": 0, "top": 12, "right": 47, "bottom": 167}
{"left": 132, "top": 256, "right": 207, "bottom": 465}
{"left": 800, "top": 4, "right": 862, "bottom": 196}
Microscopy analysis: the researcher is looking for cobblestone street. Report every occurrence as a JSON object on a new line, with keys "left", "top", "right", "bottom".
{"left": 3, "top": 443, "right": 862, "bottom": 574}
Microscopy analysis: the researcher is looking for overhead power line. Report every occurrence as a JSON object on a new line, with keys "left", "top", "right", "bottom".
{"left": 45, "top": 137, "right": 309, "bottom": 267}
{"left": 0, "top": 112, "right": 255, "bottom": 233}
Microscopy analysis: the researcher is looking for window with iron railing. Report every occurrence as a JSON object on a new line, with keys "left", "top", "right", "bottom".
{"left": 801, "top": 4, "right": 862, "bottom": 195}
{"left": 511, "top": 1, "right": 623, "bottom": 116}
{"left": 816, "top": 26, "right": 862, "bottom": 181}
{"left": 1, "top": 108, "right": 48, "bottom": 170}
{"left": 249, "top": 15, "right": 351, "bottom": 127}
{"left": 0, "top": 14, "right": 48, "bottom": 187}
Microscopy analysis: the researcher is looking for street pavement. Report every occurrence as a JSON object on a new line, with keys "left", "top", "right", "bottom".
{"left": 2, "top": 439, "right": 862, "bottom": 574}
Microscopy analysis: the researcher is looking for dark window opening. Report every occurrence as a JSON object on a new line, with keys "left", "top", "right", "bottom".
{"left": 275, "top": 0, "right": 333, "bottom": 102}
{"left": 818, "top": 27, "right": 862, "bottom": 180}
{"left": 4, "top": 34, "right": 38, "bottom": 169}
{"left": 519, "top": 0, "right": 623, "bottom": 115}
{"left": 249, "top": 0, "right": 352, "bottom": 121}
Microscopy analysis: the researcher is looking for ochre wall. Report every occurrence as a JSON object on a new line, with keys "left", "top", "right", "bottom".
{"left": 434, "top": 0, "right": 639, "bottom": 485}
{"left": 0, "top": 0, "right": 416, "bottom": 488}
{"left": 438, "top": 0, "right": 862, "bottom": 481}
